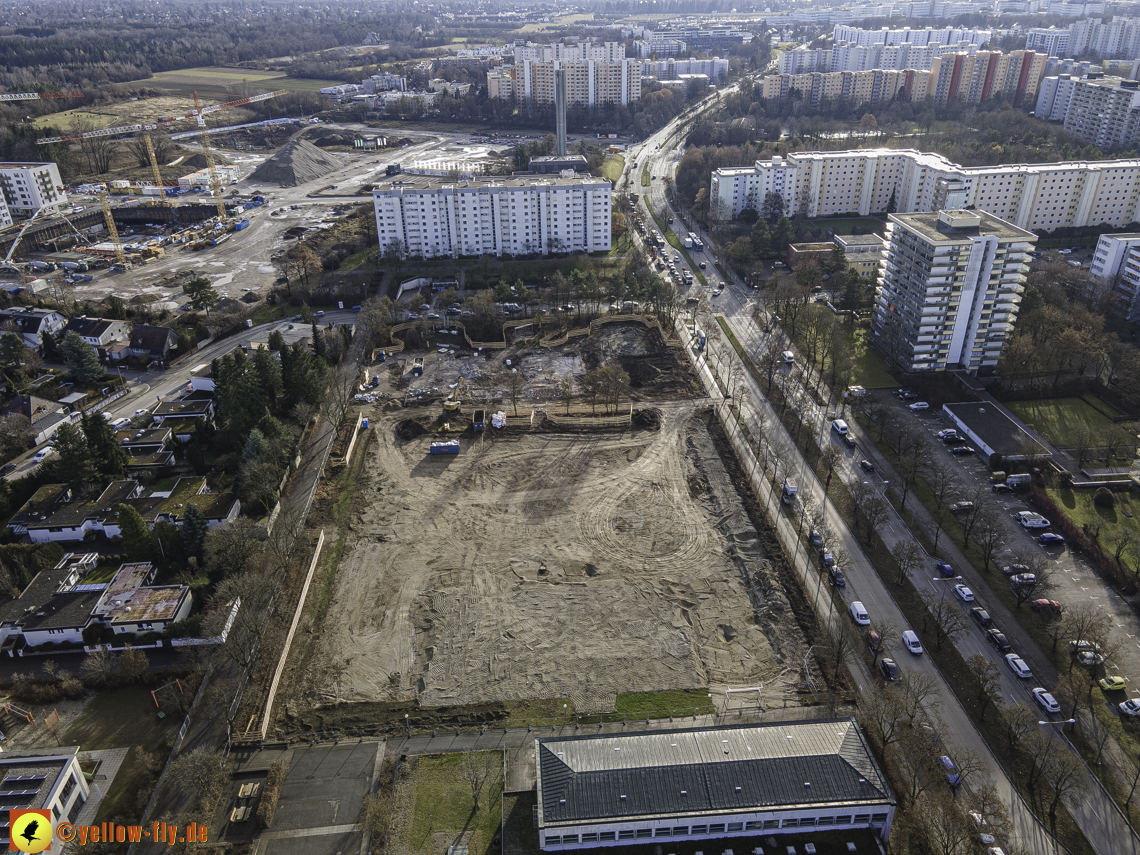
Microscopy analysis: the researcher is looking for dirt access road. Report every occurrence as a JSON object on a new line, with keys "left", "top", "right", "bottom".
{"left": 304, "top": 403, "right": 800, "bottom": 719}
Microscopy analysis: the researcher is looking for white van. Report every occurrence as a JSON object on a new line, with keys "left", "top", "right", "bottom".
{"left": 781, "top": 350, "right": 795, "bottom": 364}
{"left": 849, "top": 601, "right": 870, "bottom": 625}
{"left": 832, "top": 419, "right": 849, "bottom": 435}
{"left": 902, "top": 630, "right": 924, "bottom": 655}
{"left": 1015, "top": 511, "right": 1050, "bottom": 529}
{"left": 33, "top": 447, "right": 55, "bottom": 464}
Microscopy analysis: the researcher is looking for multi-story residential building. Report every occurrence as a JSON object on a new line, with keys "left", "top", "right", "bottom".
{"left": 0, "top": 306, "right": 66, "bottom": 348}
{"left": 633, "top": 39, "right": 686, "bottom": 58}
{"left": 1026, "top": 27, "right": 1072, "bottom": 56}
{"left": 1090, "top": 232, "right": 1140, "bottom": 320}
{"left": 873, "top": 209, "right": 1036, "bottom": 374}
{"left": 831, "top": 25, "right": 992, "bottom": 47}
{"left": 487, "top": 67, "right": 516, "bottom": 100}
{"left": 497, "top": 45, "right": 641, "bottom": 107}
{"left": 762, "top": 49, "right": 1046, "bottom": 108}
{"left": 640, "top": 57, "right": 729, "bottom": 83}
{"left": 777, "top": 40, "right": 981, "bottom": 74}
{"left": 1025, "top": 17, "right": 1140, "bottom": 59}
{"left": 362, "top": 73, "right": 407, "bottom": 93}
{"left": 642, "top": 26, "right": 752, "bottom": 52}
{"left": 710, "top": 147, "right": 1140, "bottom": 232}
{"left": 1061, "top": 75, "right": 1140, "bottom": 149}
{"left": 0, "top": 746, "right": 89, "bottom": 839}
{"left": 0, "top": 162, "right": 66, "bottom": 218}
{"left": 373, "top": 176, "right": 611, "bottom": 258}
{"left": 61, "top": 316, "right": 132, "bottom": 348}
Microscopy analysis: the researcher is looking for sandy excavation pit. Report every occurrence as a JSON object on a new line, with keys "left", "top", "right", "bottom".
{"left": 307, "top": 401, "right": 806, "bottom": 716}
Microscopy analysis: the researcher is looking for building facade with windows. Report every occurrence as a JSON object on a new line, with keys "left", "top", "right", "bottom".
{"left": 374, "top": 176, "right": 611, "bottom": 258}
{"left": 710, "top": 147, "right": 1140, "bottom": 232}
{"left": 0, "top": 162, "right": 66, "bottom": 218}
{"left": 0, "top": 747, "right": 89, "bottom": 845}
{"left": 872, "top": 209, "right": 1036, "bottom": 374}
{"left": 535, "top": 720, "right": 895, "bottom": 850}
{"left": 1090, "top": 232, "right": 1140, "bottom": 321}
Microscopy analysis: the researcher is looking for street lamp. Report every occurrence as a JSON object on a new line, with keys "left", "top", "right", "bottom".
{"left": 1039, "top": 719, "right": 1076, "bottom": 726}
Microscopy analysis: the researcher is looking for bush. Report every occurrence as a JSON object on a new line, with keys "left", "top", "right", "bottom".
{"left": 82, "top": 624, "right": 114, "bottom": 646}
{"left": 1094, "top": 486, "right": 1115, "bottom": 507}
{"left": 256, "top": 760, "right": 287, "bottom": 829}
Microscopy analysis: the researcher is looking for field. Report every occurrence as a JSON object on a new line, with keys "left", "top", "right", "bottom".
{"left": 389, "top": 753, "right": 504, "bottom": 855}
{"left": 1045, "top": 485, "right": 1140, "bottom": 546}
{"left": 286, "top": 322, "right": 808, "bottom": 725}
{"left": 848, "top": 327, "right": 898, "bottom": 389}
{"left": 601, "top": 154, "right": 624, "bottom": 184}
{"left": 1004, "top": 396, "right": 1116, "bottom": 447}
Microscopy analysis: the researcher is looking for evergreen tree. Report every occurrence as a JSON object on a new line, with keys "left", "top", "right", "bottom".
{"left": 252, "top": 348, "right": 283, "bottom": 410}
{"left": 243, "top": 428, "right": 269, "bottom": 462}
{"left": 886, "top": 189, "right": 898, "bottom": 214}
{"left": 211, "top": 349, "right": 268, "bottom": 433}
{"left": 45, "top": 422, "right": 96, "bottom": 486}
{"left": 311, "top": 322, "right": 326, "bottom": 359}
{"left": 81, "top": 411, "right": 128, "bottom": 481}
{"left": 116, "top": 503, "right": 155, "bottom": 561}
{"left": 60, "top": 332, "right": 104, "bottom": 384}
{"left": 40, "top": 331, "right": 61, "bottom": 362}
{"left": 180, "top": 504, "right": 209, "bottom": 560}
{"left": 267, "top": 330, "right": 286, "bottom": 351}
{"left": 772, "top": 216, "right": 795, "bottom": 254}
{"left": 750, "top": 219, "right": 771, "bottom": 257}
{"left": 280, "top": 342, "right": 326, "bottom": 409}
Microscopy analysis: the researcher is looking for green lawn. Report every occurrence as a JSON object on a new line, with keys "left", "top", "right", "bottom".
{"left": 601, "top": 154, "right": 624, "bottom": 184}
{"left": 65, "top": 685, "right": 181, "bottom": 821}
{"left": 848, "top": 327, "right": 898, "bottom": 389}
{"left": 409, "top": 753, "right": 503, "bottom": 855}
{"left": 615, "top": 689, "right": 714, "bottom": 716}
{"left": 1045, "top": 485, "right": 1140, "bottom": 545}
{"left": 640, "top": 163, "right": 651, "bottom": 186}
{"left": 1004, "top": 396, "right": 1115, "bottom": 447}
{"left": 339, "top": 246, "right": 380, "bottom": 271}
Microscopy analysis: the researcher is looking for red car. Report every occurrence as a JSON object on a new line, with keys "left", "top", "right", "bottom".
{"left": 1031, "top": 599, "right": 1063, "bottom": 613}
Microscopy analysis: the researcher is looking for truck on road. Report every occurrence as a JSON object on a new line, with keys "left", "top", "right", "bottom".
{"left": 782, "top": 478, "right": 798, "bottom": 505}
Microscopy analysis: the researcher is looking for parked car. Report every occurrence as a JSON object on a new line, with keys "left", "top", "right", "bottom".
{"left": 1005, "top": 653, "right": 1032, "bottom": 679}
{"left": 1078, "top": 650, "right": 1106, "bottom": 667}
{"left": 1031, "top": 599, "right": 1062, "bottom": 613}
{"left": 32, "top": 447, "right": 55, "bottom": 463}
{"left": 1099, "top": 676, "right": 1127, "bottom": 692}
{"left": 314, "top": 310, "right": 325, "bottom": 317}
{"left": 1001, "top": 564, "right": 1031, "bottom": 576}
{"left": 909, "top": 401, "right": 930, "bottom": 411}
{"left": 850, "top": 601, "right": 870, "bottom": 626}
{"left": 1038, "top": 532, "right": 1066, "bottom": 545}
{"left": 992, "top": 483, "right": 1013, "bottom": 493}
{"left": 1119, "top": 699, "right": 1140, "bottom": 717}
{"left": 1033, "top": 688, "right": 1060, "bottom": 713}
{"left": 936, "top": 562, "right": 956, "bottom": 577}
{"left": 949, "top": 501, "right": 975, "bottom": 513}
{"left": 902, "top": 630, "right": 924, "bottom": 655}
{"left": 898, "top": 389, "right": 918, "bottom": 400}
{"left": 954, "top": 584, "right": 975, "bottom": 602}
{"left": 943, "top": 435, "right": 967, "bottom": 445}
{"left": 1070, "top": 639, "right": 1103, "bottom": 654}
{"left": 859, "top": 459, "right": 874, "bottom": 473}
{"left": 822, "top": 550, "right": 836, "bottom": 567}
{"left": 950, "top": 445, "right": 975, "bottom": 455}
{"left": 970, "top": 607, "right": 992, "bottom": 628}
{"left": 879, "top": 658, "right": 901, "bottom": 681}
{"left": 828, "top": 565, "right": 847, "bottom": 587}
{"left": 865, "top": 629, "right": 884, "bottom": 653}
{"left": 939, "top": 755, "right": 961, "bottom": 787}
{"left": 986, "top": 629, "right": 1012, "bottom": 653}
{"left": 842, "top": 433, "right": 857, "bottom": 448}
{"left": 0, "top": 463, "right": 15, "bottom": 476}
{"left": 808, "top": 528, "right": 823, "bottom": 548}
{"left": 936, "top": 429, "right": 958, "bottom": 439}
{"left": 1009, "top": 573, "right": 1037, "bottom": 588}
{"left": 110, "top": 417, "right": 130, "bottom": 429}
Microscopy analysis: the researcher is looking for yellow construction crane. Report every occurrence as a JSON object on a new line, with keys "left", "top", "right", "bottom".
{"left": 98, "top": 192, "right": 125, "bottom": 266}
{"left": 192, "top": 91, "right": 228, "bottom": 222}
{"left": 142, "top": 131, "right": 166, "bottom": 202}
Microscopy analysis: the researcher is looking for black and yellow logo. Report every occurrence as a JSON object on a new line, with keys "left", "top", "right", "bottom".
{"left": 9, "top": 810, "right": 51, "bottom": 853}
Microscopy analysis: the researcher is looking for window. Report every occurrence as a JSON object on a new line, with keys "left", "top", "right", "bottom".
{"left": 600, "top": 832, "right": 616, "bottom": 841}
{"left": 618, "top": 830, "right": 635, "bottom": 840}
{"left": 691, "top": 825, "right": 707, "bottom": 834}
{"left": 727, "top": 823, "right": 743, "bottom": 832}
{"left": 872, "top": 813, "right": 889, "bottom": 824}
{"left": 547, "top": 836, "right": 561, "bottom": 845}
{"left": 563, "top": 835, "right": 578, "bottom": 844}
{"left": 854, "top": 814, "right": 872, "bottom": 824}
{"left": 655, "top": 829, "right": 670, "bottom": 838}
{"left": 782, "top": 819, "right": 798, "bottom": 828}
{"left": 746, "top": 821, "right": 764, "bottom": 831}
{"left": 708, "top": 824, "right": 725, "bottom": 833}
{"left": 672, "top": 827, "right": 688, "bottom": 836}
{"left": 635, "top": 829, "right": 652, "bottom": 839}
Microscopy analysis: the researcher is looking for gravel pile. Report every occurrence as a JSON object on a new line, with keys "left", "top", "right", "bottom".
{"left": 248, "top": 138, "right": 344, "bottom": 187}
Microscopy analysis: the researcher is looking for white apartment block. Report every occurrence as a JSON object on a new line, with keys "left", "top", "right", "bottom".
{"left": 513, "top": 41, "right": 627, "bottom": 63}
{"left": 1062, "top": 76, "right": 1140, "bottom": 149}
{"left": 641, "top": 57, "right": 729, "bottom": 82}
{"left": 487, "top": 67, "right": 516, "bottom": 100}
{"left": 710, "top": 148, "right": 1140, "bottom": 233}
{"left": 1025, "top": 27, "right": 1071, "bottom": 56}
{"left": 374, "top": 176, "right": 611, "bottom": 259}
{"left": 873, "top": 209, "right": 1036, "bottom": 374}
{"left": 1028, "top": 16, "right": 1140, "bottom": 59}
{"left": 0, "top": 162, "right": 66, "bottom": 218}
{"left": 778, "top": 40, "right": 980, "bottom": 74}
{"left": 1090, "top": 232, "right": 1140, "bottom": 321}
{"left": 1034, "top": 73, "right": 1081, "bottom": 119}
{"left": 831, "top": 25, "right": 992, "bottom": 48}
{"left": 503, "top": 57, "right": 641, "bottom": 107}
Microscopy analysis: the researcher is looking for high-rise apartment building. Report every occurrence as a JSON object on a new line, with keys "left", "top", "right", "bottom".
{"left": 873, "top": 209, "right": 1036, "bottom": 374}
{"left": 831, "top": 25, "right": 992, "bottom": 47}
{"left": 373, "top": 176, "right": 611, "bottom": 259}
{"left": 709, "top": 147, "right": 1140, "bottom": 232}
{"left": 1090, "top": 232, "right": 1140, "bottom": 321}
{"left": 1062, "top": 76, "right": 1140, "bottom": 149}
{"left": 0, "top": 162, "right": 66, "bottom": 218}
{"left": 1023, "top": 17, "right": 1140, "bottom": 60}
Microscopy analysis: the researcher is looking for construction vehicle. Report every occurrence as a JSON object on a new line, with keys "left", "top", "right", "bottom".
{"left": 443, "top": 377, "right": 467, "bottom": 412}
{"left": 472, "top": 409, "right": 486, "bottom": 432}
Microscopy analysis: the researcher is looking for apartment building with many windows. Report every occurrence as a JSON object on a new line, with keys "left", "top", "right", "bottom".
{"left": 873, "top": 209, "right": 1036, "bottom": 373}
{"left": 710, "top": 148, "right": 1140, "bottom": 232}
{"left": 373, "top": 176, "right": 611, "bottom": 258}
{"left": 0, "top": 162, "right": 66, "bottom": 218}
{"left": 1090, "top": 232, "right": 1140, "bottom": 321}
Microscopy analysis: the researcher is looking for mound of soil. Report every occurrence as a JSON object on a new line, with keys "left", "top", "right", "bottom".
{"left": 248, "top": 138, "right": 344, "bottom": 187}
{"left": 395, "top": 418, "right": 428, "bottom": 441}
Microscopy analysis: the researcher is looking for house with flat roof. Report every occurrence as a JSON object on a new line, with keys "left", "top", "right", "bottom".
{"left": 0, "top": 747, "right": 89, "bottom": 842}
{"left": 116, "top": 426, "right": 175, "bottom": 474}
{"left": 536, "top": 719, "right": 895, "bottom": 850}
{"left": 90, "top": 562, "right": 192, "bottom": 636}
{"left": 942, "top": 402, "right": 1051, "bottom": 461}
{"left": 153, "top": 398, "right": 214, "bottom": 425}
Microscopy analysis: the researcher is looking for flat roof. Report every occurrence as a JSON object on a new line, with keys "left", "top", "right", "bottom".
{"left": 943, "top": 402, "right": 1051, "bottom": 459}
{"left": 377, "top": 175, "right": 611, "bottom": 193}
{"left": 537, "top": 719, "right": 892, "bottom": 827}
{"left": 0, "top": 747, "right": 79, "bottom": 814}
{"left": 888, "top": 209, "right": 1034, "bottom": 244}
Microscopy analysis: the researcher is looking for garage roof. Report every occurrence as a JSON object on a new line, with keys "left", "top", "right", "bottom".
{"left": 537, "top": 719, "right": 892, "bottom": 826}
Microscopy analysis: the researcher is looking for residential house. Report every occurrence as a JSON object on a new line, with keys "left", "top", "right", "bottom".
{"left": 0, "top": 307, "right": 66, "bottom": 348}
{"left": 3, "top": 394, "right": 78, "bottom": 445}
{"left": 89, "top": 561, "right": 193, "bottom": 637}
{"left": 116, "top": 426, "right": 175, "bottom": 474}
{"left": 61, "top": 317, "right": 132, "bottom": 350}
{"left": 7, "top": 477, "right": 239, "bottom": 543}
{"left": 128, "top": 325, "right": 178, "bottom": 364}
{"left": 152, "top": 397, "right": 214, "bottom": 425}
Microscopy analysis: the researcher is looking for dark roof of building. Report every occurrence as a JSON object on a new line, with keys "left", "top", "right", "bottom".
{"left": 4, "top": 394, "right": 61, "bottom": 424}
{"left": 63, "top": 317, "right": 124, "bottom": 340}
{"left": 0, "top": 746, "right": 80, "bottom": 812}
{"left": 154, "top": 399, "right": 212, "bottom": 417}
{"left": 0, "top": 569, "right": 68, "bottom": 625}
{"left": 537, "top": 720, "right": 892, "bottom": 827}
{"left": 129, "top": 325, "right": 176, "bottom": 351}
{"left": 18, "top": 590, "right": 102, "bottom": 632}
{"left": 6, "top": 484, "right": 72, "bottom": 531}
{"left": 943, "top": 402, "right": 1051, "bottom": 459}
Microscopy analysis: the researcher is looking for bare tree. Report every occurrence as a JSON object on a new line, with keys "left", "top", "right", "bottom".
{"left": 965, "top": 784, "right": 1012, "bottom": 843}
{"left": 358, "top": 791, "right": 387, "bottom": 837}
{"left": 891, "top": 727, "right": 942, "bottom": 802}
{"left": 891, "top": 541, "right": 924, "bottom": 586}
{"left": 118, "top": 646, "right": 150, "bottom": 683}
{"left": 867, "top": 620, "right": 899, "bottom": 663}
{"left": 960, "top": 486, "right": 989, "bottom": 546}
{"left": 1003, "top": 702, "right": 1040, "bottom": 752}
{"left": 504, "top": 366, "right": 526, "bottom": 416}
{"left": 462, "top": 752, "right": 498, "bottom": 812}
{"left": 205, "top": 570, "right": 275, "bottom": 671}
{"left": 1011, "top": 564, "right": 1055, "bottom": 609}
{"left": 921, "top": 788, "right": 975, "bottom": 855}
{"left": 825, "top": 618, "right": 860, "bottom": 684}
{"left": 1043, "top": 748, "right": 1088, "bottom": 833}
{"left": 817, "top": 444, "right": 842, "bottom": 496}
{"left": 921, "top": 590, "right": 970, "bottom": 651}
{"left": 557, "top": 377, "right": 575, "bottom": 414}
{"left": 204, "top": 517, "right": 265, "bottom": 580}
{"left": 925, "top": 457, "right": 959, "bottom": 511}
{"left": 166, "top": 747, "right": 233, "bottom": 814}
{"left": 974, "top": 512, "right": 1006, "bottom": 573}
{"left": 944, "top": 743, "right": 986, "bottom": 792}
{"left": 859, "top": 683, "right": 907, "bottom": 750}
{"left": 897, "top": 434, "right": 929, "bottom": 512}
{"left": 966, "top": 654, "right": 1004, "bottom": 722}
{"left": 896, "top": 670, "right": 941, "bottom": 726}
{"left": 323, "top": 360, "right": 362, "bottom": 429}
{"left": 74, "top": 119, "right": 116, "bottom": 174}
{"left": 80, "top": 647, "right": 115, "bottom": 686}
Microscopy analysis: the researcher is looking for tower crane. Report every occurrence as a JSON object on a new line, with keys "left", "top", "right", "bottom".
{"left": 98, "top": 192, "right": 125, "bottom": 266}
{"left": 0, "top": 91, "right": 83, "bottom": 102}
{"left": 192, "top": 91, "right": 228, "bottom": 222}
{"left": 142, "top": 131, "right": 166, "bottom": 202}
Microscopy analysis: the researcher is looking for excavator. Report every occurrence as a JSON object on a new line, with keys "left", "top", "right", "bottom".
{"left": 443, "top": 376, "right": 467, "bottom": 412}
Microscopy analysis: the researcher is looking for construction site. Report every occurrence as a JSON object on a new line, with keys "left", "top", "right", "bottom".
{"left": 272, "top": 318, "right": 815, "bottom": 735}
